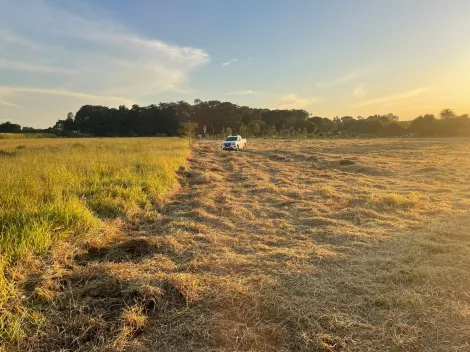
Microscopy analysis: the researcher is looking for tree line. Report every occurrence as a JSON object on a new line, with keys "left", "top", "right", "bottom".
{"left": 2, "top": 101, "right": 469, "bottom": 138}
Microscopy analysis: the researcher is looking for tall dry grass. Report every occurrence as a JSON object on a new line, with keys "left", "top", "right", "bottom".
{"left": 0, "top": 137, "right": 189, "bottom": 343}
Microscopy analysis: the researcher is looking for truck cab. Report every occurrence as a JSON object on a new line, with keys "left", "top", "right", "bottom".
{"left": 221, "top": 135, "right": 247, "bottom": 150}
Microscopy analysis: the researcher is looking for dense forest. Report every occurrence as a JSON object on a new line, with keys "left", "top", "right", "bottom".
{"left": 2, "top": 100, "right": 470, "bottom": 138}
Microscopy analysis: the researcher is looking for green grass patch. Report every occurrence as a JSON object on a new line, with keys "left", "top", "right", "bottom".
{"left": 0, "top": 133, "right": 57, "bottom": 139}
{"left": 0, "top": 137, "right": 189, "bottom": 344}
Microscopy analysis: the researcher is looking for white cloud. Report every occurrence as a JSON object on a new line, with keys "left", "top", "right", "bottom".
{"left": 226, "top": 90, "right": 256, "bottom": 95}
{"left": 222, "top": 58, "right": 237, "bottom": 66}
{"left": 353, "top": 84, "right": 367, "bottom": 98}
{"left": 0, "top": 86, "right": 135, "bottom": 108}
{"left": 0, "top": 30, "right": 39, "bottom": 50}
{"left": 0, "top": 97, "right": 19, "bottom": 107}
{"left": 277, "top": 94, "right": 322, "bottom": 109}
{"left": 351, "top": 88, "right": 429, "bottom": 108}
{"left": 0, "top": 59, "right": 76, "bottom": 74}
{"left": 320, "top": 67, "right": 374, "bottom": 88}
{"left": 0, "top": 0, "right": 209, "bottom": 118}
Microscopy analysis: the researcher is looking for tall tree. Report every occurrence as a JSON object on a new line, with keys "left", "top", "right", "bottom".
{"left": 179, "top": 122, "right": 198, "bottom": 145}
{"left": 439, "top": 109, "right": 456, "bottom": 120}
{"left": 266, "top": 125, "right": 277, "bottom": 138}
{"left": 0, "top": 122, "right": 21, "bottom": 133}
{"left": 239, "top": 124, "right": 248, "bottom": 137}
{"left": 252, "top": 123, "right": 260, "bottom": 137}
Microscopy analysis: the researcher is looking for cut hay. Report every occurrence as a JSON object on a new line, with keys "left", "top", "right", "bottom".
{"left": 4, "top": 138, "right": 470, "bottom": 351}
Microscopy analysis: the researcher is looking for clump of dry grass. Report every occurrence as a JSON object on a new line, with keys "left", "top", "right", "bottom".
{"left": 191, "top": 171, "right": 224, "bottom": 185}
{"left": 368, "top": 191, "right": 424, "bottom": 209}
{"left": 114, "top": 305, "right": 148, "bottom": 346}
{"left": 163, "top": 273, "right": 203, "bottom": 305}
{"left": 320, "top": 185, "right": 339, "bottom": 198}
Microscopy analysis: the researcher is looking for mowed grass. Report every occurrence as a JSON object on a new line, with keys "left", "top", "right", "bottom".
{"left": 4, "top": 137, "right": 470, "bottom": 351}
{"left": 0, "top": 137, "right": 189, "bottom": 343}
{"left": 106, "top": 138, "right": 467, "bottom": 352}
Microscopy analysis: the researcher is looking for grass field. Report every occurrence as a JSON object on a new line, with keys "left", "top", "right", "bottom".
{"left": 0, "top": 133, "right": 57, "bottom": 139}
{"left": 0, "top": 138, "right": 189, "bottom": 344}
{"left": 2, "top": 138, "right": 470, "bottom": 351}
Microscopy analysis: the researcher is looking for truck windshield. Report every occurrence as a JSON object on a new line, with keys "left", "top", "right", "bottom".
{"left": 225, "top": 137, "right": 238, "bottom": 141}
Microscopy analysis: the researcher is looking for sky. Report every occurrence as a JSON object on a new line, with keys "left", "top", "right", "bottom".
{"left": 1, "top": 0, "right": 470, "bottom": 128}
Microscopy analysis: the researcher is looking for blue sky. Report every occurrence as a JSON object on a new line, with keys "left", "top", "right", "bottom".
{"left": 1, "top": 0, "right": 470, "bottom": 127}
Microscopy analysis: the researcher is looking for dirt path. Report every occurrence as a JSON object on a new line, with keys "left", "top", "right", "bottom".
{"left": 21, "top": 139, "right": 470, "bottom": 351}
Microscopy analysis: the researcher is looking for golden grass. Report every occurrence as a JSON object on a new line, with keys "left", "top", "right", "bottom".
{"left": 0, "top": 137, "right": 189, "bottom": 344}
{"left": 3, "top": 137, "right": 470, "bottom": 351}
{"left": 115, "top": 305, "right": 148, "bottom": 346}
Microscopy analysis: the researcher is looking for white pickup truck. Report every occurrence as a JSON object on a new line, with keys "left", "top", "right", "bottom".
{"left": 221, "top": 135, "right": 247, "bottom": 150}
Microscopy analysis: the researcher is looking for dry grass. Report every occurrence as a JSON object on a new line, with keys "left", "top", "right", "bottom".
{"left": 4, "top": 138, "right": 470, "bottom": 351}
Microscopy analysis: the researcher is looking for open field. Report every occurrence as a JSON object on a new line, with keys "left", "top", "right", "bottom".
{"left": 0, "top": 138, "right": 189, "bottom": 344}
{"left": 2, "top": 138, "right": 470, "bottom": 351}
{"left": 0, "top": 133, "right": 57, "bottom": 139}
